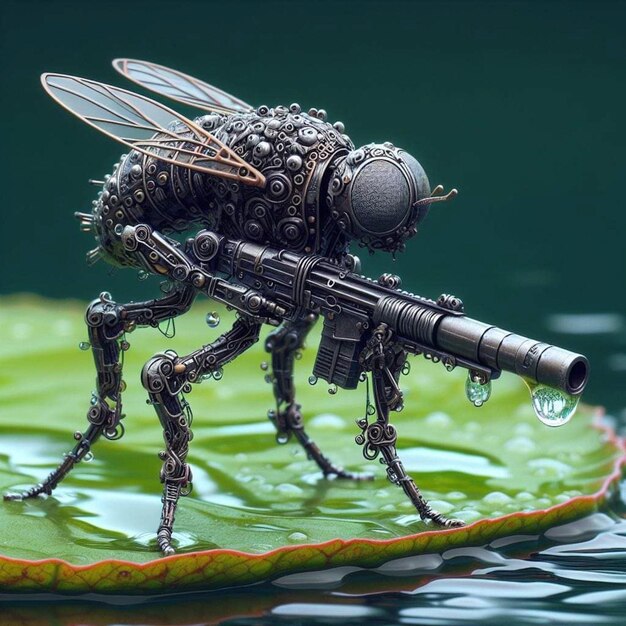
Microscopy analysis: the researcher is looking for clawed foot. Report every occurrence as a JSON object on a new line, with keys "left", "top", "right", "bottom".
{"left": 3, "top": 492, "right": 25, "bottom": 501}
{"left": 3, "top": 484, "right": 49, "bottom": 501}
{"left": 157, "top": 530, "right": 176, "bottom": 556}
{"left": 423, "top": 510, "right": 465, "bottom": 528}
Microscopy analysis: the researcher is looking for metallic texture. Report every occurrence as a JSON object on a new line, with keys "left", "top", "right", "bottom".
{"left": 3, "top": 60, "right": 589, "bottom": 555}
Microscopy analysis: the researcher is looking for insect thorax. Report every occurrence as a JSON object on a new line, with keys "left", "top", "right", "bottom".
{"left": 91, "top": 106, "right": 354, "bottom": 267}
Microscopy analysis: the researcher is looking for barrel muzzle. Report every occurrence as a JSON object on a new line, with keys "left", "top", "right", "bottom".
{"left": 436, "top": 315, "right": 589, "bottom": 396}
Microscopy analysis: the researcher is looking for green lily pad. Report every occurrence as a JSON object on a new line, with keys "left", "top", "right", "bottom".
{"left": 0, "top": 295, "right": 623, "bottom": 593}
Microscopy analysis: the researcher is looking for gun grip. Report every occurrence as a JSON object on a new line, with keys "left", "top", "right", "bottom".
{"left": 313, "top": 314, "right": 365, "bottom": 390}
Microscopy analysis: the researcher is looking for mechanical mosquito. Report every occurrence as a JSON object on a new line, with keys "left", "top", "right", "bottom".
{"left": 4, "top": 60, "right": 588, "bottom": 556}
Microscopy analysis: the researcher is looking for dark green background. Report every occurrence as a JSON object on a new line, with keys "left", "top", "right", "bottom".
{"left": 1, "top": 0, "right": 624, "bottom": 412}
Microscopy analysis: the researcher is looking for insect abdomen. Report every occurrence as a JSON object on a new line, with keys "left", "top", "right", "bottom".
{"left": 91, "top": 146, "right": 217, "bottom": 267}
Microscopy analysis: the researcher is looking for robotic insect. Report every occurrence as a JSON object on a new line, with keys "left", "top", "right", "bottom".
{"left": 4, "top": 60, "right": 589, "bottom": 556}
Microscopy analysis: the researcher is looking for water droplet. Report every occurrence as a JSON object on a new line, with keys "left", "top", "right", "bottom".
{"left": 483, "top": 491, "right": 513, "bottom": 505}
{"left": 465, "top": 373, "right": 492, "bottom": 407}
{"left": 308, "top": 375, "right": 318, "bottom": 385}
{"left": 205, "top": 312, "right": 220, "bottom": 328}
{"left": 137, "top": 270, "right": 149, "bottom": 281}
{"left": 79, "top": 341, "right": 91, "bottom": 351}
{"left": 90, "top": 393, "right": 98, "bottom": 406}
{"left": 120, "top": 340, "right": 130, "bottom": 351}
{"left": 515, "top": 491, "right": 535, "bottom": 502}
{"left": 367, "top": 404, "right": 376, "bottom": 416}
{"left": 264, "top": 374, "right": 273, "bottom": 384}
{"left": 260, "top": 361, "right": 269, "bottom": 371}
{"left": 328, "top": 384, "right": 338, "bottom": 395}
{"left": 287, "top": 531, "right": 308, "bottom": 543}
{"left": 119, "top": 380, "right": 127, "bottom": 392}
{"left": 276, "top": 432, "right": 289, "bottom": 445}
{"left": 528, "top": 382, "right": 579, "bottom": 427}
{"left": 277, "top": 483, "right": 303, "bottom": 496}
{"left": 213, "top": 368, "right": 223, "bottom": 381}
{"left": 295, "top": 350, "right": 303, "bottom": 360}
{"left": 83, "top": 451, "right": 94, "bottom": 462}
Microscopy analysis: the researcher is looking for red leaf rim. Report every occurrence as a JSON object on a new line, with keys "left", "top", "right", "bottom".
{"left": 1, "top": 411, "right": 623, "bottom": 595}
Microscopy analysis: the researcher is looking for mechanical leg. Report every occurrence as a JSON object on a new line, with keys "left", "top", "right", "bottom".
{"left": 356, "top": 324, "right": 465, "bottom": 528}
{"left": 265, "top": 316, "right": 371, "bottom": 480}
{"left": 142, "top": 315, "right": 261, "bottom": 555}
{"left": 4, "top": 286, "right": 196, "bottom": 501}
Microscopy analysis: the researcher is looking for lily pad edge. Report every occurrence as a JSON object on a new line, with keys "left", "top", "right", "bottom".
{"left": 0, "top": 410, "right": 623, "bottom": 595}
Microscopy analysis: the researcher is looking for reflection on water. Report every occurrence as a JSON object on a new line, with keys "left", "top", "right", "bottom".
{"left": 2, "top": 500, "right": 625, "bottom": 625}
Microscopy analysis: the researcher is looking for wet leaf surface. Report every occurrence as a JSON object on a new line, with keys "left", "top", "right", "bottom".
{"left": 0, "top": 296, "right": 623, "bottom": 593}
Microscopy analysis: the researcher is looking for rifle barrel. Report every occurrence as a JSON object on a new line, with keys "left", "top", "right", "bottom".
{"left": 216, "top": 237, "right": 589, "bottom": 396}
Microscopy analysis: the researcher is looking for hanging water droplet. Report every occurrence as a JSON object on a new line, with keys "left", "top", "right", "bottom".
{"left": 200, "top": 372, "right": 213, "bottom": 382}
{"left": 213, "top": 368, "right": 224, "bottom": 380}
{"left": 260, "top": 361, "right": 269, "bottom": 371}
{"left": 465, "top": 373, "right": 492, "bottom": 407}
{"left": 308, "top": 375, "right": 318, "bottom": 385}
{"left": 367, "top": 404, "right": 376, "bottom": 416}
{"left": 276, "top": 432, "right": 289, "bottom": 445}
{"left": 79, "top": 341, "right": 91, "bottom": 351}
{"left": 328, "top": 384, "right": 338, "bottom": 395}
{"left": 119, "top": 380, "right": 127, "bottom": 392}
{"left": 528, "top": 382, "right": 579, "bottom": 427}
{"left": 90, "top": 393, "right": 98, "bottom": 406}
{"left": 83, "top": 451, "right": 94, "bottom": 462}
{"left": 264, "top": 374, "right": 273, "bottom": 384}
{"left": 137, "top": 270, "right": 149, "bottom": 281}
{"left": 120, "top": 340, "right": 130, "bottom": 351}
{"left": 206, "top": 312, "right": 220, "bottom": 328}
{"left": 295, "top": 350, "right": 303, "bottom": 360}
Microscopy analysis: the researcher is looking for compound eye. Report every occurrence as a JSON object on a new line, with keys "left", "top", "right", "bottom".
{"left": 350, "top": 160, "right": 411, "bottom": 235}
{"left": 400, "top": 151, "right": 430, "bottom": 208}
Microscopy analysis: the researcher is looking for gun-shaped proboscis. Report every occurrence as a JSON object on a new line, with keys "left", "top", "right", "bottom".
{"left": 192, "top": 231, "right": 588, "bottom": 419}
{"left": 115, "top": 225, "right": 588, "bottom": 530}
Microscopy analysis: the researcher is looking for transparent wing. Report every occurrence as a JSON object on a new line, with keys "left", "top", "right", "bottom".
{"left": 112, "top": 58, "right": 253, "bottom": 115}
{"left": 42, "top": 73, "right": 264, "bottom": 188}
